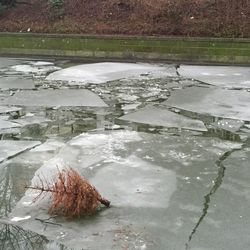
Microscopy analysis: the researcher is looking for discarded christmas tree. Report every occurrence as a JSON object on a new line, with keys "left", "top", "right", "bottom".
{"left": 26, "top": 168, "right": 110, "bottom": 217}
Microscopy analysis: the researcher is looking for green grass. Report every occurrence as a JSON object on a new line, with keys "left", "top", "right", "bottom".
{"left": 0, "top": 33, "right": 249, "bottom": 64}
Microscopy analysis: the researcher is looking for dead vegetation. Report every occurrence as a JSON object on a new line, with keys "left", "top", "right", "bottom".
{"left": 0, "top": 0, "right": 249, "bottom": 37}
{"left": 26, "top": 168, "right": 110, "bottom": 217}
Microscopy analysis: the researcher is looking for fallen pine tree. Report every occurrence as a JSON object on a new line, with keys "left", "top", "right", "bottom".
{"left": 26, "top": 168, "right": 110, "bottom": 217}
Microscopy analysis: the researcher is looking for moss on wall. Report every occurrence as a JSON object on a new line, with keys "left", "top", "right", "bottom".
{"left": 0, "top": 33, "right": 249, "bottom": 64}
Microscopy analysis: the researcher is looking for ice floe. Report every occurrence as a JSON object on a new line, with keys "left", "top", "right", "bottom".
{"left": 164, "top": 86, "right": 250, "bottom": 121}
{"left": 0, "top": 106, "right": 22, "bottom": 114}
{"left": 0, "top": 140, "right": 41, "bottom": 163}
{"left": 46, "top": 62, "right": 176, "bottom": 84}
{"left": 178, "top": 65, "right": 250, "bottom": 88}
{"left": 4, "top": 131, "right": 242, "bottom": 250}
{"left": 0, "top": 89, "right": 108, "bottom": 107}
{"left": 0, "top": 58, "right": 21, "bottom": 68}
{"left": 10, "top": 64, "right": 61, "bottom": 75}
{"left": 0, "top": 119, "right": 21, "bottom": 130}
{"left": 0, "top": 76, "right": 35, "bottom": 89}
{"left": 118, "top": 105, "right": 207, "bottom": 132}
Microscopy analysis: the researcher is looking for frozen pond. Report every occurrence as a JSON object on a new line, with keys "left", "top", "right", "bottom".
{"left": 0, "top": 57, "right": 249, "bottom": 250}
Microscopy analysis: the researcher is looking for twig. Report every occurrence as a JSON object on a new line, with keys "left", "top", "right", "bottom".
{"left": 35, "top": 217, "right": 62, "bottom": 227}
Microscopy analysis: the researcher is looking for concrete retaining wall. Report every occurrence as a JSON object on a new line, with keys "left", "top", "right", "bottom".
{"left": 0, "top": 33, "right": 249, "bottom": 64}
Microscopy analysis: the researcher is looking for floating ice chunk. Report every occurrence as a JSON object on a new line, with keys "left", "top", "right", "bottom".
{"left": 5, "top": 131, "right": 243, "bottom": 250}
{"left": 10, "top": 64, "right": 61, "bottom": 75}
{"left": 164, "top": 86, "right": 250, "bottom": 121}
{"left": 212, "top": 141, "right": 242, "bottom": 151}
{"left": 118, "top": 93, "right": 138, "bottom": 102}
{"left": 30, "top": 139, "right": 65, "bottom": 152}
{"left": 67, "top": 131, "right": 142, "bottom": 166}
{"left": 201, "top": 72, "right": 211, "bottom": 76}
{"left": 244, "top": 124, "right": 250, "bottom": 129}
{"left": 14, "top": 115, "right": 51, "bottom": 126}
{"left": 0, "top": 58, "right": 20, "bottom": 68}
{"left": 31, "top": 157, "right": 67, "bottom": 185}
{"left": 29, "top": 61, "right": 54, "bottom": 66}
{"left": 70, "top": 130, "right": 141, "bottom": 147}
{"left": 5, "top": 131, "right": 177, "bottom": 249}
{"left": 0, "top": 119, "right": 21, "bottom": 130}
{"left": 46, "top": 62, "right": 175, "bottom": 84}
{"left": 10, "top": 65, "right": 38, "bottom": 73}
{"left": 10, "top": 141, "right": 65, "bottom": 168}
{"left": 92, "top": 155, "right": 176, "bottom": 208}
{"left": 22, "top": 131, "right": 142, "bottom": 187}
{"left": 0, "top": 106, "right": 22, "bottom": 114}
{"left": 0, "top": 115, "right": 9, "bottom": 120}
{"left": 122, "top": 103, "right": 141, "bottom": 111}
{"left": 178, "top": 65, "right": 250, "bottom": 88}
{"left": 0, "top": 89, "right": 108, "bottom": 107}
{"left": 27, "top": 155, "right": 176, "bottom": 208}
{"left": 118, "top": 105, "right": 207, "bottom": 132}
{"left": 22, "top": 201, "right": 32, "bottom": 206}
{"left": 25, "top": 113, "right": 34, "bottom": 117}
{"left": 0, "top": 76, "right": 35, "bottom": 89}
{"left": 212, "top": 119, "right": 244, "bottom": 133}
{"left": 11, "top": 216, "right": 31, "bottom": 222}
{"left": 0, "top": 140, "right": 41, "bottom": 163}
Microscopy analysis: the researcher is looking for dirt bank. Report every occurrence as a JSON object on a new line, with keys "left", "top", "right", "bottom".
{"left": 0, "top": 0, "right": 249, "bottom": 37}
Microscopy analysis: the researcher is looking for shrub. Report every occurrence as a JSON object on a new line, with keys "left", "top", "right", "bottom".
{"left": 0, "top": 0, "right": 16, "bottom": 7}
{"left": 0, "top": 3, "right": 6, "bottom": 16}
{"left": 48, "top": 0, "right": 64, "bottom": 8}
{"left": 48, "top": 0, "right": 64, "bottom": 20}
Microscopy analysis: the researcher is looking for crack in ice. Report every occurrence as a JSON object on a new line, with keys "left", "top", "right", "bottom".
{"left": 185, "top": 144, "right": 245, "bottom": 249}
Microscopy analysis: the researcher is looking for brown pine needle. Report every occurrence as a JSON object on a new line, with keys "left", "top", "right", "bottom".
{"left": 26, "top": 168, "right": 110, "bottom": 217}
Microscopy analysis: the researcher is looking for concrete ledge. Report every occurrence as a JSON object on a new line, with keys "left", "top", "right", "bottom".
{"left": 0, "top": 33, "right": 250, "bottom": 64}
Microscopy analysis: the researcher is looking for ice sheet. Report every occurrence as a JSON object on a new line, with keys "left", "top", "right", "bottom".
{"left": 0, "top": 89, "right": 108, "bottom": 107}
{"left": 189, "top": 148, "right": 250, "bottom": 250}
{"left": 0, "top": 119, "right": 21, "bottom": 130}
{"left": 5, "top": 131, "right": 242, "bottom": 250}
{"left": 0, "top": 76, "right": 35, "bottom": 89}
{"left": 211, "top": 119, "right": 244, "bottom": 133}
{"left": 46, "top": 62, "right": 175, "bottom": 84}
{"left": 30, "top": 139, "right": 65, "bottom": 153}
{"left": 164, "top": 86, "right": 250, "bottom": 121}
{"left": 178, "top": 65, "right": 250, "bottom": 88}
{"left": 1, "top": 59, "right": 249, "bottom": 250}
{"left": 0, "top": 140, "right": 41, "bottom": 163}
{"left": 0, "top": 106, "right": 22, "bottom": 114}
{"left": 10, "top": 64, "right": 61, "bottom": 75}
{"left": 29, "top": 61, "right": 54, "bottom": 66}
{"left": 118, "top": 105, "right": 207, "bottom": 132}
{"left": 14, "top": 115, "right": 51, "bottom": 126}
{"left": 92, "top": 155, "right": 176, "bottom": 208}
{"left": 0, "top": 58, "right": 20, "bottom": 68}
{"left": 8, "top": 139, "right": 66, "bottom": 169}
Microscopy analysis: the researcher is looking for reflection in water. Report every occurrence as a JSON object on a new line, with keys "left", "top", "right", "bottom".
{"left": 205, "top": 127, "right": 241, "bottom": 142}
{"left": 0, "top": 165, "right": 24, "bottom": 218}
{"left": 0, "top": 162, "right": 37, "bottom": 218}
{"left": 0, "top": 223, "right": 48, "bottom": 250}
{"left": 0, "top": 166, "right": 12, "bottom": 218}
{"left": 0, "top": 223, "right": 70, "bottom": 250}
{"left": 13, "top": 107, "right": 108, "bottom": 141}
{"left": 0, "top": 162, "right": 71, "bottom": 249}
